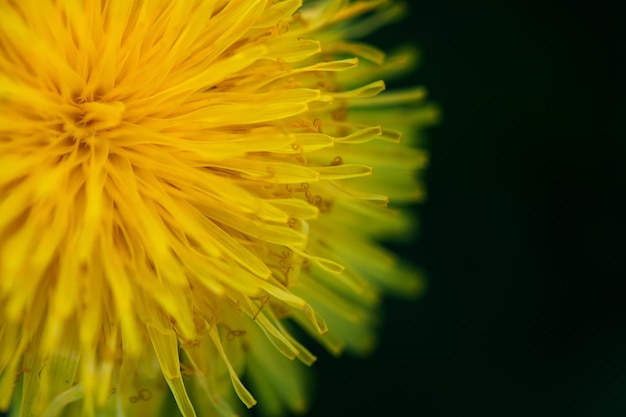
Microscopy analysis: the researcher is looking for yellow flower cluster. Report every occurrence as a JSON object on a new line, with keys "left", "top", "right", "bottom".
{"left": 0, "top": 1, "right": 436, "bottom": 416}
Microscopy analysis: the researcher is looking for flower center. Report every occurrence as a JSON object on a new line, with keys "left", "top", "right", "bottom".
{"left": 64, "top": 100, "right": 125, "bottom": 142}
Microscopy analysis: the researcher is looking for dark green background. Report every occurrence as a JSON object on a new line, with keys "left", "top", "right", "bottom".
{"left": 309, "top": 1, "right": 626, "bottom": 416}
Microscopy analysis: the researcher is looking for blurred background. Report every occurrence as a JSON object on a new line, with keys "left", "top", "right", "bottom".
{"left": 308, "top": 0, "right": 626, "bottom": 416}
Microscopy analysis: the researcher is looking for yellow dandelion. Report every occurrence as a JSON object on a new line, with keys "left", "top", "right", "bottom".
{"left": 0, "top": 0, "right": 437, "bottom": 416}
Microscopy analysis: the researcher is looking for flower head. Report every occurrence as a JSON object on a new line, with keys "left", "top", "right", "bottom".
{"left": 0, "top": 0, "right": 436, "bottom": 416}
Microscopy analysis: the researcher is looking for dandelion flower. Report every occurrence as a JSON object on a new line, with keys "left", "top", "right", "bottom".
{"left": 0, "top": 0, "right": 436, "bottom": 416}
